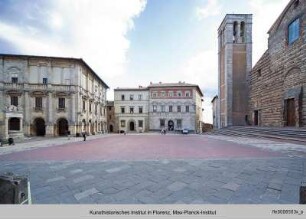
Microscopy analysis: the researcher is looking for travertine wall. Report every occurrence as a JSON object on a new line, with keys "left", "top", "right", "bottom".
{"left": 0, "top": 55, "right": 108, "bottom": 139}
{"left": 248, "top": 0, "right": 306, "bottom": 127}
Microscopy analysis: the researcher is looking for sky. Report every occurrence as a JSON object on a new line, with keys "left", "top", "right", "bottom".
{"left": 0, "top": 0, "right": 289, "bottom": 123}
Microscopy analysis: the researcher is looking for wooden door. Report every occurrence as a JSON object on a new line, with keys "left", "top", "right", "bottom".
{"left": 286, "top": 99, "right": 295, "bottom": 127}
{"left": 254, "top": 110, "right": 259, "bottom": 126}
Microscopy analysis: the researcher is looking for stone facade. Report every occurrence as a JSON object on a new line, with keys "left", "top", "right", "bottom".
{"left": 248, "top": 0, "right": 306, "bottom": 127}
{"left": 217, "top": 14, "right": 253, "bottom": 128}
{"left": 148, "top": 82, "right": 203, "bottom": 133}
{"left": 0, "top": 54, "right": 109, "bottom": 140}
{"left": 114, "top": 82, "right": 204, "bottom": 133}
{"left": 114, "top": 87, "right": 150, "bottom": 133}
{"left": 106, "top": 101, "right": 115, "bottom": 133}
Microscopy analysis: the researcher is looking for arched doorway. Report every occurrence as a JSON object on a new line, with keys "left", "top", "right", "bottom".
{"left": 34, "top": 118, "right": 45, "bottom": 136}
{"left": 168, "top": 120, "right": 174, "bottom": 131}
{"left": 129, "top": 121, "right": 135, "bottom": 131}
{"left": 58, "top": 118, "right": 68, "bottom": 136}
{"left": 109, "top": 125, "right": 113, "bottom": 133}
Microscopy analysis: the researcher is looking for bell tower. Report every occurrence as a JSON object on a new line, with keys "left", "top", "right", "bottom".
{"left": 217, "top": 14, "right": 252, "bottom": 128}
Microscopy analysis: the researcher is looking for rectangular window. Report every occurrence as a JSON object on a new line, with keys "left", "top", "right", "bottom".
{"left": 43, "top": 78, "right": 48, "bottom": 84}
{"left": 138, "top": 94, "right": 142, "bottom": 100}
{"left": 95, "top": 104, "right": 98, "bottom": 115}
{"left": 161, "top": 105, "right": 165, "bottom": 112}
{"left": 139, "top": 106, "right": 143, "bottom": 114}
{"left": 138, "top": 120, "right": 143, "bottom": 128}
{"left": 108, "top": 106, "right": 112, "bottom": 111}
{"left": 177, "top": 119, "right": 182, "bottom": 129}
{"left": 169, "top": 105, "right": 173, "bottom": 112}
{"left": 153, "top": 105, "right": 157, "bottom": 112}
{"left": 89, "top": 102, "right": 92, "bottom": 112}
{"left": 288, "top": 18, "right": 300, "bottom": 44}
{"left": 121, "top": 120, "right": 125, "bottom": 127}
{"left": 160, "top": 119, "right": 165, "bottom": 127}
{"left": 121, "top": 95, "right": 125, "bottom": 101}
{"left": 59, "top": 98, "right": 65, "bottom": 109}
{"left": 186, "top": 105, "right": 189, "bottom": 113}
{"left": 11, "top": 77, "right": 18, "bottom": 83}
{"left": 83, "top": 100, "right": 86, "bottom": 111}
{"left": 35, "top": 97, "right": 42, "bottom": 108}
{"left": 130, "top": 107, "right": 134, "bottom": 114}
{"left": 177, "top": 106, "right": 181, "bottom": 112}
{"left": 185, "top": 91, "right": 190, "bottom": 97}
{"left": 169, "top": 91, "right": 173, "bottom": 97}
{"left": 130, "top": 95, "right": 134, "bottom": 100}
{"left": 11, "top": 96, "right": 18, "bottom": 106}
{"left": 161, "top": 91, "right": 166, "bottom": 97}
{"left": 152, "top": 93, "right": 157, "bottom": 98}
{"left": 121, "top": 107, "right": 125, "bottom": 114}
{"left": 177, "top": 91, "right": 182, "bottom": 97}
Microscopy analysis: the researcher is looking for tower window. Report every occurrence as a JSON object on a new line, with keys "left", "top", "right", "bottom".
{"left": 257, "top": 69, "right": 262, "bottom": 77}
{"left": 43, "top": 78, "right": 48, "bottom": 84}
{"left": 240, "top": 21, "right": 245, "bottom": 43}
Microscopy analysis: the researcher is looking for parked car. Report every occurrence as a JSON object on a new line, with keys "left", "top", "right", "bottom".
{"left": 182, "top": 128, "right": 189, "bottom": 134}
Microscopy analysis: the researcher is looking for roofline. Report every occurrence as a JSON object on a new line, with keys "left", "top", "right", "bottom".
{"left": 211, "top": 95, "right": 218, "bottom": 103}
{"left": 218, "top": 14, "right": 253, "bottom": 31}
{"left": 148, "top": 84, "right": 204, "bottom": 97}
{"left": 114, "top": 88, "right": 149, "bottom": 91}
{"left": 0, "top": 53, "right": 109, "bottom": 89}
{"left": 268, "top": 0, "right": 295, "bottom": 34}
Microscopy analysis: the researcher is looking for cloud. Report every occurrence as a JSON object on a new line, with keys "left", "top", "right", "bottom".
{"left": 249, "top": 0, "right": 289, "bottom": 64}
{"left": 0, "top": 0, "right": 147, "bottom": 89}
{"left": 196, "top": 0, "right": 222, "bottom": 20}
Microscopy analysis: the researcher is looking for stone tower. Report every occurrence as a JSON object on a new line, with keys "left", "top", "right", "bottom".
{"left": 217, "top": 14, "right": 252, "bottom": 128}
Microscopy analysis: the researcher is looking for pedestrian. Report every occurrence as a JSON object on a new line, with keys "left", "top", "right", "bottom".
{"left": 67, "top": 130, "right": 71, "bottom": 140}
{"left": 82, "top": 132, "right": 86, "bottom": 141}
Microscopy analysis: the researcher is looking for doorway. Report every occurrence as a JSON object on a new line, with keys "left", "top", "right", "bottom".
{"left": 254, "top": 110, "right": 259, "bottom": 126}
{"left": 285, "top": 98, "right": 295, "bottom": 127}
{"left": 34, "top": 118, "right": 46, "bottom": 136}
{"left": 129, "top": 121, "right": 135, "bottom": 131}
{"left": 58, "top": 118, "right": 68, "bottom": 136}
{"left": 168, "top": 120, "right": 174, "bottom": 131}
{"left": 109, "top": 125, "right": 113, "bottom": 133}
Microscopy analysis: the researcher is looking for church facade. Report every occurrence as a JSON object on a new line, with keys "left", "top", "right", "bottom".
{"left": 215, "top": 0, "right": 306, "bottom": 129}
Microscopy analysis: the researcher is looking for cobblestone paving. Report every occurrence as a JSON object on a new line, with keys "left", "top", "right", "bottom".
{"left": 0, "top": 134, "right": 305, "bottom": 204}
{"left": 1, "top": 157, "right": 305, "bottom": 204}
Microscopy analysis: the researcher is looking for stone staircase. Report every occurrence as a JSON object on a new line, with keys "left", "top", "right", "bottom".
{"left": 210, "top": 126, "right": 306, "bottom": 144}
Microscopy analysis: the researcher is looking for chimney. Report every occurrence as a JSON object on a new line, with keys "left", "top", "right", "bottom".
{"left": 150, "top": 82, "right": 153, "bottom": 85}
{"left": 159, "top": 82, "right": 162, "bottom": 84}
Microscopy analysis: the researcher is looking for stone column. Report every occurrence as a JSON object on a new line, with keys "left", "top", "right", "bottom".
{"left": 237, "top": 22, "right": 241, "bottom": 43}
{"left": 70, "top": 93, "right": 76, "bottom": 135}
{"left": 24, "top": 91, "right": 30, "bottom": 136}
{"left": 46, "top": 92, "right": 54, "bottom": 136}
{"left": 4, "top": 117, "right": 9, "bottom": 139}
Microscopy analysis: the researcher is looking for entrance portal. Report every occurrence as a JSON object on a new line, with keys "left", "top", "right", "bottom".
{"left": 285, "top": 98, "right": 295, "bottom": 127}
{"left": 34, "top": 118, "right": 46, "bottom": 136}
{"left": 109, "top": 125, "right": 113, "bottom": 133}
{"left": 168, "top": 120, "right": 174, "bottom": 131}
{"left": 129, "top": 121, "right": 135, "bottom": 131}
{"left": 254, "top": 110, "right": 259, "bottom": 126}
{"left": 58, "top": 118, "right": 68, "bottom": 136}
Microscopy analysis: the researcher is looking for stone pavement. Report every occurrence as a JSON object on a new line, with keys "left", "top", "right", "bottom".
{"left": 1, "top": 157, "right": 305, "bottom": 204}
{"left": 0, "top": 134, "right": 305, "bottom": 204}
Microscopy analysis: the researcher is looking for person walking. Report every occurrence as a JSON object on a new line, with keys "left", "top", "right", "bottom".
{"left": 82, "top": 132, "right": 86, "bottom": 141}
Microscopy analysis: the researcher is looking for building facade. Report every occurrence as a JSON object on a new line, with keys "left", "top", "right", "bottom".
{"left": 114, "top": 87, "right": 150, "bottom": 133}
{"left": 0, "top": 54, "right": 109, "bottom": 140}
{"left": 114, "top": 82, "right": 204, "bottom": 133}
{"left": 106, "top": 101, "right": 115, "bottom": 133}
{"left": 248, "top": 0, "right": 306, "bottom": 127}
{"left": 148, "top": 82, "right": 203, "bottom": 133}
{"left": 217, "top": 14, "right": 253, "bottom": 128}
